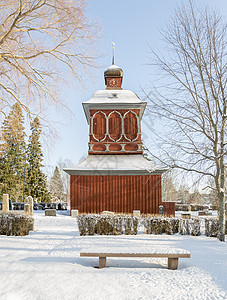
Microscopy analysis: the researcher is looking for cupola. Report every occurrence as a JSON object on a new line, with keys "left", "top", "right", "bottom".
{"left": 104, "top": 60, "right": 123, "bottom": 89}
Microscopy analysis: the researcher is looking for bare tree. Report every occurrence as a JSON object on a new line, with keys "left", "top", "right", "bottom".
{"left": 0, "top": 0, "right": 98, "bottom": 119}
{"left": 145, "top": 1, "right": 226, "bottom": 241}
{"left": 162, "top": 171, "right": 178, "bottom": 203}
{"left": 57, "top": 157, "right": 74, "bottom": 204}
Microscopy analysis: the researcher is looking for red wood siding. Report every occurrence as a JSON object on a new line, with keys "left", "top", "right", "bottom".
{"left": 161, "top": 202, "right": 175, "bottom": 217}
{"left": 70, "top": 174, "right": 162, "bottom": 214}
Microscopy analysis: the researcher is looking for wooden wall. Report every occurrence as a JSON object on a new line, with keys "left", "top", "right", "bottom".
{"left": 162, "top": 202, "right": 175, "bottom": 217}
{"left": 89, "top": 109, "right": 143, "bottom": 154}
{"left": 70, "top": 174, "right": 162, "bottom": 214}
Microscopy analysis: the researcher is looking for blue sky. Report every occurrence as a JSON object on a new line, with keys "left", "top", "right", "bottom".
{"left": 43, "top": 0, "right": 227, "bottom": 172}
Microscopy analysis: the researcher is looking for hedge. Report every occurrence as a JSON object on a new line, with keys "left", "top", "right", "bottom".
{"left": 77, "top": 214, "right": 226, "bottom": 237}
{"left": 77, "top": 214, "right": 138, "bottom": 236}
{"left": 0, "top": 213, "right": 34, "bottom": 236}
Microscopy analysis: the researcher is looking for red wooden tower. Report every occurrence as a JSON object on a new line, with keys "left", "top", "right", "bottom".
{"left": 64, "top": 62, "right": 174, "bottom": 215}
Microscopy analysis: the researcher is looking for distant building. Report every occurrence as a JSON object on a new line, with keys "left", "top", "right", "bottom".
{"left": 64, "top": 61, "right": 175, "bottom": 215}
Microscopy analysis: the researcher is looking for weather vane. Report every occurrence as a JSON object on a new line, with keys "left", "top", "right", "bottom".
{"left": 112, "top": 42, "right": 115, "bottom": 65}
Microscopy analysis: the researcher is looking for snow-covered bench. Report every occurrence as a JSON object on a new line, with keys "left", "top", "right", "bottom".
{"left": 80, "top": 249, "right": 191, "bottom": 270}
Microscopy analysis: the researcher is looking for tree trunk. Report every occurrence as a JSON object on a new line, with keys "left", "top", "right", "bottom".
{"left": 218, "top": 191, "right": 226, "bottom": 242}
{"left": 217, "top": 134, "right": 226, "bottom": 242}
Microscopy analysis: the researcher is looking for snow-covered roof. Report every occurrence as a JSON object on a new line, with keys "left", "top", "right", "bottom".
{"left": 82, "top": 89, "right": 147, "bottom": 123}
{"left": 64, "top": 154, "right": 166, "bottom": 175}
{"left": 85, "top": 89, "right": 142, "bottom": 104}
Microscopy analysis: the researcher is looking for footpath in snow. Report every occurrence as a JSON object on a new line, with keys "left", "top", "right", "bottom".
{"left": 0, "top": 211, "right": 226, "bottom": 300}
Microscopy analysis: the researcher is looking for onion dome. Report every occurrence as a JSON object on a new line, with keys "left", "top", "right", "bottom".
{"left": 104, "top": 61, "right": 123, "bottom": 89}
{"left": 104, "top": 64, "right": 123, "bottom": 78}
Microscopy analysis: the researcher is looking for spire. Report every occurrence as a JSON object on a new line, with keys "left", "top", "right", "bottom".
{"left": 104, "top": 43, "right": 123, "bottom": 89}
{"left": 112, "top": 42, "right": 115, "bottom": 65}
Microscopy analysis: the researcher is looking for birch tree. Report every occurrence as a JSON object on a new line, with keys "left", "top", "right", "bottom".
{"left": 0, "top": 0, "right": 97, "bottom": 118}
{"left": 145, "top": 0, "right": 226, "bottom": 241}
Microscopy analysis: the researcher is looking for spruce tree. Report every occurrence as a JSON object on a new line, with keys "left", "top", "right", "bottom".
{"left": 50, "top": 166, "right": 64, "bottom": 200}
{"left": 0, "top": 103, "right": 26, "bottom": 201}
{"left": 26, "top": 117, "right": 50, "bottom": 202}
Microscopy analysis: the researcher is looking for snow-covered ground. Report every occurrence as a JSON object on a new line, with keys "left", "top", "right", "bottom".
{"left": 0, "top": 211, "right": 227, "bottom": 300}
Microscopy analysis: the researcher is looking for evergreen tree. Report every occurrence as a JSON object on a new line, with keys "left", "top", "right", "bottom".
{"left": 0, "top": 103, "right": 26, "bottom": 201}
{"left": 26, "top": 117, "right": 50, "bottom": 202}
{"left": 57, "top": 158, "right": 74, "bottom": 204}
{"left": 49, "top": 166, "right": 64, "bottom": 200}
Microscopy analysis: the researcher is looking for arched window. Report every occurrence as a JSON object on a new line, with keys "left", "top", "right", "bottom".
{"left": 108, "top": 111, "right": 122, "bottom": 141}
{"left": 92, "top": 111, "right": 106, "bottom": 141}
{"left": 123, "top": 111, "right": 138, "bottom": 141}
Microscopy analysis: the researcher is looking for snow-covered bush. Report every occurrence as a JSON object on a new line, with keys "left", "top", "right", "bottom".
{"left": 0, "top": 213, "right": 34, "bottom": 236}
{"left": 77, "top": 214, "right": 89, "bottom": 236}
{"left": 95, "top": 216, "right": 114, "bottom": 235}
{"left": 179, "top": 218, "right": 201, "bottom": 236}
{"left": 205, "top": 218, "right": 219, "bottom": 237}
{"left": 172, "top": 218, "right": 180, "bottom": 234}
{"left": 178, "top": 219, "right": 190, "bottom": 235}
{"left": 191, "top": 218, "right": 201, "bottom": 236}
{"left": 164, "top": 218, "right": 174, "bottom": 235}
{"left": 123, "top": 216, "right": 138, "bottom": 235}
{"left": 143, "top": 216, "right": 152, "bottom": 234}
{"left": 77, "top": 215, "right": 223, "bottom": 237}
{"left": 143, "top": 216, "right": 201, "bottom": 236}
{"left": 77, "top": 214, "right": 138, "bottom": 236}
{"left": 143, "top": 216, "right": 176, "bottom": 235}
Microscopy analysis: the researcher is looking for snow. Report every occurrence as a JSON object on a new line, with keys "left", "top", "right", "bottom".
{"left": 84, "top": 89, "right": 143, "bottom": 104}
{"left": 64, "top": 154, "right": 165, "bottom": 175}
{"left": 82, "top": 89, "right": 147, "bottom": 123}
{"left": 0, "top": 211, "right": 227, "bottom": 300}
{"left": 105, "top": 64, "right": 122, "bottom": 70}
{"left": 81, "top": 248, "right": 190, "bottom": 255}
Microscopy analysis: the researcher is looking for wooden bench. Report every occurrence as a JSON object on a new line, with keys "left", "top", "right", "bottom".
{"left": 80, "top": 250, "right": 191, "bottom": 270}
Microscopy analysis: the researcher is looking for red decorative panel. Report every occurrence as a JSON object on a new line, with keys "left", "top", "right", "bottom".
{"left": 106, "top": 77, "right": 122, "bottom": 88}
{"left": 108, "top": 111, "right": 122, "bottom": 141}
{"left": 92, "top": 111, "right": 106, "bottom": 141}
{"left": 124, "top": 111, "right": 138, "bottom": 141}
{"left": 89, "top": 109, "right": 143, "bottom": 154}
{"left": 92, "top": 144, "right": 106, "bottom": 152}
{"left": 70, "top": 175, "right": 163, "bottom": 214}
{"left": 109, "top": 144, "right": 122, "bottom": 152}
{"left": 124, "top": 143, "right": 138, "bottom": 151}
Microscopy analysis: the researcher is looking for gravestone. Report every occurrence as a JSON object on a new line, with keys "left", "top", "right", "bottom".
{"left": 2, "top": 194, "right": 9, "bottom": 213}
{"left": 71, "top": 209, "right": 79, "bottom": 218}
{"left": 25, "top": 196, "right": 33, "bottom": 215}
{"left": 101, "top": 211, "right": 114, "bottom": 215}
{"left": 133, "top": 210, "right": 141, "bottom": 218}
{"left": 159, "top": 205, "right": 164, "bottom": 215}
{"left": 24, "top": 204, "right": 30, "bottom": 216}
{"left": 45, "top": 209, "right": 56, "bottom": 216}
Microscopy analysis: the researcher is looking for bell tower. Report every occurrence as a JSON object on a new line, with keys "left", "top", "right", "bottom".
{"left": 64, "top": 59, "right": 172, "bottom": 216}
{"left": 82, "top": 62, "right": 146, "bottom": 155}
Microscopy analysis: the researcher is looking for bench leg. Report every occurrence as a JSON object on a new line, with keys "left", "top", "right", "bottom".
{"left": 168, "top": 258, "right": 178, "bottom": 270}
{"left": 99, "top": 257, "right": 106, "bottom": 268}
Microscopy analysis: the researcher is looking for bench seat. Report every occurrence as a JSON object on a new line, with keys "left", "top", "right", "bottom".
{"left": 80, "top": 250, "right": 190, "bottom": 270}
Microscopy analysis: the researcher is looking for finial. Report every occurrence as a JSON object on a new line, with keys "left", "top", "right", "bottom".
{"left": 112, "top": 42, "right": 115, "bottom": 65}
